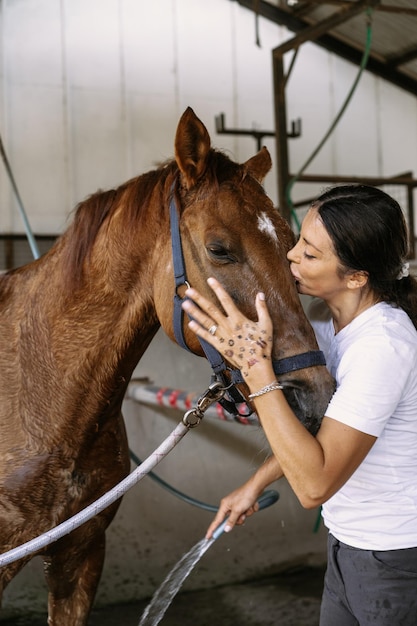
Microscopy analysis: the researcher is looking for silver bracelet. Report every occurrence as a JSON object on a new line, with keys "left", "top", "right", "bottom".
{"left": 248, "top": 381, "right": 284, "bottom": 399}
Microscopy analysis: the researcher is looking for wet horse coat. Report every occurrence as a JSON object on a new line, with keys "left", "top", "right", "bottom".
{"left": 0, "top": 108, "right": 334, "bottom": 625}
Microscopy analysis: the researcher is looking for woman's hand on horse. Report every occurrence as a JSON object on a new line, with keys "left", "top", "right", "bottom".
{"left": 182, "top": 277, "right": 274, "bottom": 382}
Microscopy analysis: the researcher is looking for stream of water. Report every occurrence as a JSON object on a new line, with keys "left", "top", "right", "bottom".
{"left": 138, "top": 536, "right": 215, "bottom": 626}
{"left": 138, "top": 491, "right": 279, "bottom": 626}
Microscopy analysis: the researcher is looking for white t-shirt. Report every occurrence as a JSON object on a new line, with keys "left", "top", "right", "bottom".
{"left": 310, "top": 299, "right": 417, "bottom": 550}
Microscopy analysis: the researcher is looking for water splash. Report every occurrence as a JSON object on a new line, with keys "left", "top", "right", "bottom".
{"left": 137, "top": 490, "right": 279, "bottom": 626}
{"left": 138, "top": 537, "right": 215, "bottom": 626}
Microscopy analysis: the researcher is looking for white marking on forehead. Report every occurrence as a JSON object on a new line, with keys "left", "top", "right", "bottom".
{"left": 257, "top": 212, "right": 278, "bottom": 243}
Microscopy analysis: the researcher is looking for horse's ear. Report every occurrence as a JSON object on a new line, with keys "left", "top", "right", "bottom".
{"left": 175, "top": 107, "right": 211, "bottom": 189}
{"left": 243, "top": 146, "right": 272, "bottom": 184}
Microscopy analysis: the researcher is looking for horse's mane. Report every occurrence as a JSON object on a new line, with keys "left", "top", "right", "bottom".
{"left": 59, "top": 160, "right": 178, "bottom": 290}
{"left": 59, "top": 149, "right": 243, "bottom": 291}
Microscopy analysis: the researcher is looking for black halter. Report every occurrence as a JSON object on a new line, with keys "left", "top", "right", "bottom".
{"left": 169, "top": 181, "right": 326, "bottom": 418}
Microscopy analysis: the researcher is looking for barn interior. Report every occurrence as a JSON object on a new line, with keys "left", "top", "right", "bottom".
{"left": 1, "top": 1, "right": 416, "bottom": 624}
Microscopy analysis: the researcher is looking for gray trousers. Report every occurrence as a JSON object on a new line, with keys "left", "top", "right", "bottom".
{"left": 320, "top": 533, "right": 417, "bottom": 626}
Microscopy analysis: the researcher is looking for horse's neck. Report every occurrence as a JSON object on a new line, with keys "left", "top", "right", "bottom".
{"left": 3, "top": 249, "right": 161, "bottom": 390}
{"left": 0, "top": 173, "right": 172, "bottom": 411}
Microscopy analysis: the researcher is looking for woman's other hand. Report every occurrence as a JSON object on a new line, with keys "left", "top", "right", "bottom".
{"left": 205, "top": 482, "right": 262, "bottom": 539}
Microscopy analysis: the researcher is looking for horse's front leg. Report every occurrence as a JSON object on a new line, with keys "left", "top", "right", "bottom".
{"left": 43, "top": 529, "right": 106, "bottom": 626}
{"left": 0, "top": 559, "right": 31, "bottom": 612}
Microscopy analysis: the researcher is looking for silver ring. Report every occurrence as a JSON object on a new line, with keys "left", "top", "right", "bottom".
{"left": 208, "top": 324, "right": 218, "bottom": 336}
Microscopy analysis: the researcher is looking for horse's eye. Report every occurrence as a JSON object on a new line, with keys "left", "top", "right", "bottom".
{"left": 207, "top": 244, "right": 237, "bottom": 264}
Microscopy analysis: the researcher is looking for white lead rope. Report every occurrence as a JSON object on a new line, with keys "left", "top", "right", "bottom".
{"left": 0, "top": 421, "right": 189, "bottom": 568}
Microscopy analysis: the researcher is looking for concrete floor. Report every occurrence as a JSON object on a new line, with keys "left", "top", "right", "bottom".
{"left": 0, "top": 565, "right": 325, "bottom": 625}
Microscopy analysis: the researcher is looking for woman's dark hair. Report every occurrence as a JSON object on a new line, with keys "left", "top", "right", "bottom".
{"left": 313, "top": 184, "right": 417, "bottom": 329}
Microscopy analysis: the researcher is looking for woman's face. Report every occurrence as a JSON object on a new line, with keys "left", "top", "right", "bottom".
{"left": 287, "top": 207, "right": 347, "bottom": 302}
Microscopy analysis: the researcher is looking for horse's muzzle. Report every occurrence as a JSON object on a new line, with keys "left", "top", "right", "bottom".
{"left": 281, "top": 377, "right": 336, "bottom": 435}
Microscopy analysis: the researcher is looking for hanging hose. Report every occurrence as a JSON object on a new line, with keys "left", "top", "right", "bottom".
{"left": 0, "top": 133, "right": 40, "bottom": 260}
{"left": 286, "top": 9, "right": 374, "bottom": 231}
{"left": 129, "top": 448, "right": 217, "bottom": 513}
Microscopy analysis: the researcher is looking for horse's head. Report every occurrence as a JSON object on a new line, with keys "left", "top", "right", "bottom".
{"left": 154, "top": 107, "right": 334, "bottom": 433}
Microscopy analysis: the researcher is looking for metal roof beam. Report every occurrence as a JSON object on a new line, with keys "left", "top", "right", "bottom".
{"left": 387, "top": 46, "right": 417, "bottom": 68}
{"left": 230, "top": 0, "right": 417, "bottom": 96}
{"left": 272, "top": 0, "right": 380, "bottom": 56}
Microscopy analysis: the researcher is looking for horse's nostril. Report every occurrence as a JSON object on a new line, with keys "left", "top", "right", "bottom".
{"left": 281, "top": 384, "right": 324, "bottom": 435}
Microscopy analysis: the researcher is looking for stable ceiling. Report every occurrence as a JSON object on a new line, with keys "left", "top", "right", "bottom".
{"left": 233, "top": 0, "right": 417, "bottom": 97}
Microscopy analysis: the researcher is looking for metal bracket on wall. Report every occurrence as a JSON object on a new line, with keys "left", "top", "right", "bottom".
{"left": 215, "top": 112, "right": 301, "bottom": 151}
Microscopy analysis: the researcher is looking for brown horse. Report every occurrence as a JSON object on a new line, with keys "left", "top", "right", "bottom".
{"left": 0, "top": 107, "right": 334, "bottom": 625}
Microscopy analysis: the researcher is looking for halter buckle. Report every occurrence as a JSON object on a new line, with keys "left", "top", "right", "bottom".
{"left": 196, "top": 380, "right": 227, "bottom": 413}
{"left": 182, "top": 408, "right": 203, "bottom": 428}
{"left": 182, "top": 381, "right": 227, "bottom": 429}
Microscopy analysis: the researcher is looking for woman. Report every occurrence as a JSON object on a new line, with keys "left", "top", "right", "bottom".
{"left": 181, "top": 185, "right": 417, "bottom": 625}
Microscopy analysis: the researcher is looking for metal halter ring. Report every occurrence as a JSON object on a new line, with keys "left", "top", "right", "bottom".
{"left": 208, "top": 324, "right": 218, "bottom": 336}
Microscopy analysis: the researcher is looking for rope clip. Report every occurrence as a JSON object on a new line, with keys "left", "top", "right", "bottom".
{"left": 182, "top": 380, "right": 227, "bottom": 428}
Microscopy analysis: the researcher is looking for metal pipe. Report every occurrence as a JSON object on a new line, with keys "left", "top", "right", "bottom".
{"left": 126, "top": 380, "right": 259, "bottom": 426}
{"left": 0, "top": 134, "right": 40, "bottom": 260}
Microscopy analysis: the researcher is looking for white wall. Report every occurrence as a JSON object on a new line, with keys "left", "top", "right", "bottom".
{"left": 1, "top": 0, "right": 417, "bottom": 613}
{"left": 1, "top": 1, "right": 416, "bottom": 232}
{"left": 0, "top": 0, "right": 284, "bottom": 235}
{"left": 284, "top": 39, "right": 417, "bottom": 219}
